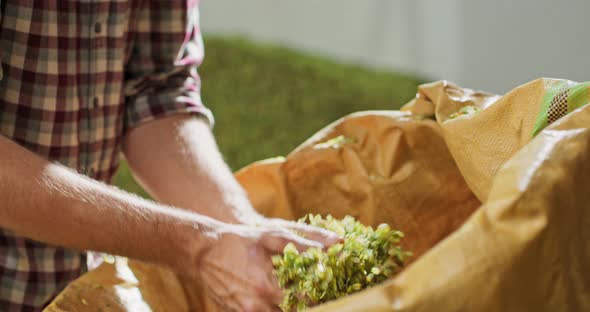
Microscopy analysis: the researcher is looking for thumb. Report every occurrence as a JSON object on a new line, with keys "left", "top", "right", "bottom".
{"left": 260, "top": 230, "right": 324, "bottom": 254}
{"left": 270, "top": 219, "right": 343, "bottom": 247}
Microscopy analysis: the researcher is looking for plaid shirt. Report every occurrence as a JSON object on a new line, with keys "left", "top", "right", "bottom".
{"left": 0, "top": 0, "right": 212, "bottom": 310}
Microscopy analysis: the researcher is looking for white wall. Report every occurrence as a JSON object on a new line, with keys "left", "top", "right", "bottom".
{"left": 460, "top": 0, "right": 590, "bottom": 93}
{"left": 200, "top": 0, "right": 590, "bottom": 94}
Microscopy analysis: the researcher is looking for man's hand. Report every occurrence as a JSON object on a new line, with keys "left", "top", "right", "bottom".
{"left": 186, "top": 224, "right": 336, "bottom": 312}
{"left": 124, "top": 115, "right": 342, "bottom": 310}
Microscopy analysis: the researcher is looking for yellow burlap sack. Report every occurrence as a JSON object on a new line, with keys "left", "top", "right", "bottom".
{"left": 45, "top": 78, "right": 590, "bottom": 312}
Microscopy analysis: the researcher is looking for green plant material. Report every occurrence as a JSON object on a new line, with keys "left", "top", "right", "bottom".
{"left": 448, "top": 105, "right": 481, "bottom": 119}
{"left": 313, "top": 135, "right": 356, "bottom": 150}
{"left": 272, "top": 215, "right": 411, "bottom": 311}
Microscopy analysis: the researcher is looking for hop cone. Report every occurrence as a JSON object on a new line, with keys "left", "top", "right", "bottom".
{"left": 272, "top": 215, "right": 411, "bottom": 311}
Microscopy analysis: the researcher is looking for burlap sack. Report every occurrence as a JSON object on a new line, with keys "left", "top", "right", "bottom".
{"left": 45, "top": 78, "right": 590, "bottom": 312}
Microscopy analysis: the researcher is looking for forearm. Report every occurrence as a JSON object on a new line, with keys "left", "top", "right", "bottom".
{"left": 0, "top": 135, "right": 214, "bottom": 270}
{"left": 123, "top": 115, "right": 257, "bottom": 224}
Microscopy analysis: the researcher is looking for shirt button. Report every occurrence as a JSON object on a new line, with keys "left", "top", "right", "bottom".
{"left": 94, "top": 22, "right": 102, "bottom": 34}
{"left": 93, "top": 97, "right": 100, "bottom": 108}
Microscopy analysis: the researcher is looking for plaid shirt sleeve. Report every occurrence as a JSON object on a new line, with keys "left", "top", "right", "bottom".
{"left": 123, "top": 0, "right": 213, "bottom": 131}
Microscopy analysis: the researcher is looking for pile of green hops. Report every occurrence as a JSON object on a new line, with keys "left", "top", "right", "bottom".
{"left": 272, "top": 215, "right": 411, "bottom": 311}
